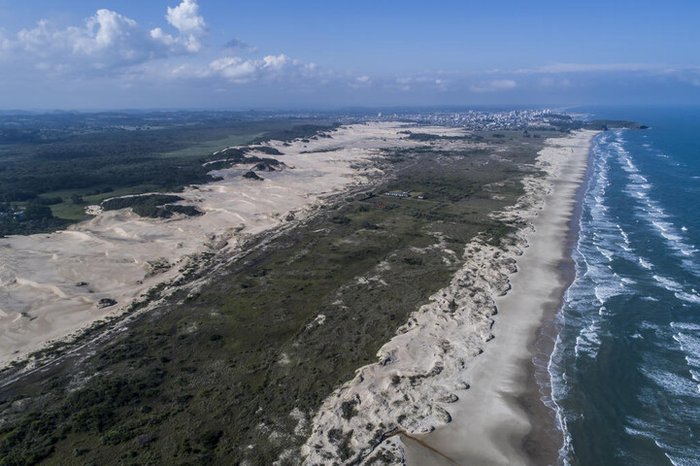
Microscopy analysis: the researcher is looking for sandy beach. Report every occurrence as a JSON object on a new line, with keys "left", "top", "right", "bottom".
{"left": 0, "top": 122, "right": 465, "bottom": 369}
{"left": 303, "top": 130, "right": 597, "bottom": 464}
{"left": 402, "top": 130, "right": 596, "bottom": 465}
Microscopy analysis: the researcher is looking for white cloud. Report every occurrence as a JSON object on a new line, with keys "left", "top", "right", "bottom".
{"left": 149, "top": 27, "right": 177, "bottom": 47}
{"left": 0, "top": 0, "right": 325, "bottom": 93}
{"left": 200, "top": 54, "right": 311, "bottom": 84}
{"left": 155, "top": 0, "right": 207, "bottom": 52}
{"left": 2, "top": 0, "right": 214, "bottom": 76}
{"left": 516, "top": 63, "right": 662, "bottom": 74}
{"left": 349, "top": 75, "right": 372, "bottom": 88}
{"left": 263, "top": 54, "right": 289, "bottom": 69}
{"left": 469, "top": 79, "right": 516, "bottom": 93}
{"left": 167, "top": 0, "right": 205, "bottom": 35}
{"left": 390, "top": 75, "right": 448, "bottom": 91}
{"left": 15, "top": 11, "right": 157, "bottom": 70}
{"left": 209, "top": 56, "right": 258, "bottom": 82}
{"left": 75, "top": 9, "right": 139, "bottom": 54}
{"left": 0, "top": 31, "right": 9, "bottom": 54}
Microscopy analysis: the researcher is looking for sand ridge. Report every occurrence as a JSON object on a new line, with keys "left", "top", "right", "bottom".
{"left": 301, "top": 130, "right": 597, "bottom": 465}
{"left": 0, "top": 122, "right": 455, "bottom": 369}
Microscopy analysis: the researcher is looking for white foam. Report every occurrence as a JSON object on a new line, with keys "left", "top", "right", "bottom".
{"left": 672, "top": 329, "right": 700, "bottom": 395}
{"left": 653, "top": 274, "right": 684, "bottom": 292}
{"left": 595, "top": 245, "right": 614, "bottom": 261}
{"left": 670, "top": 321, "right": 700, "bottom": 332}
{"left": 613, "top": 139, "right": 699, "bottom": 274}
{"left": 626, "top": 415, "right": 700, "bottom": 466}
{"left": 574, "top": 319, "right": 602, "bottom": 358}
{"left": 641, "top": 366, "right": 699, "bottom": 398}
{"left": 593, "top": 281, "right": 627, "bottom": 304}
{"left": 666, "top": 453, "right": 700, "bottom": 466}
{"left": 638, "top": 257, "right": 653, "bottom": 270}
{"left": 617, "top": 225, "right": 631, "bottom": 245}
{"left": 675, "top": 291, "right": 700, "bottom": 305}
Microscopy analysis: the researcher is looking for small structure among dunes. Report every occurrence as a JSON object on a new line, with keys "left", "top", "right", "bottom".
{"left": 384, "top": 191, "right": 410, "bottom": 198}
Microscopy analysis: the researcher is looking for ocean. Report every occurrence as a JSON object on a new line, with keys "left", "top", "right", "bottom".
{"left": 549, "top": 107, "right": 700, "bottom": 465}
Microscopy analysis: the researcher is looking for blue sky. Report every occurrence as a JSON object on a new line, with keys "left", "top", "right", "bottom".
{"left": 1, "top": 0, "right": 699, "bottom": 109}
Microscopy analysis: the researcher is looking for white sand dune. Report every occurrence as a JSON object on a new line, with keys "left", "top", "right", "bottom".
{"left": 0, "top": 122, "right": 456, "bottom": 369}
{"left": 302, "top": 130, "right": 597, "bottom": 465}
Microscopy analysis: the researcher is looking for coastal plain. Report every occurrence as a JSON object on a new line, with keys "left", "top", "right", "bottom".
{"left": 0, "top": 120, "right": 590, "bottom": 465}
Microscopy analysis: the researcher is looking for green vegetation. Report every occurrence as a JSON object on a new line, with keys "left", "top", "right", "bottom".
{"left": 583, "top": 119, "right": 647, "bottom": 130}
{"left": 0, "top": 112, "right": 335, "bottom": 235}
{"left": 251, "top": 146, "right": 284, "bottom": 156}
{"left": 242, "top": 171, "right": 264, "bottom": 181}
{"left": 549, "top": 117, "right": 645, "bottom": 132}
{"left": 0, "top": 132, "right": 549, "bottom": 465}
{"left": 101, "top": 194, "right": 185, "bottom": 211}
{"left": 100, "top": 194, "right": 203, "bottom": 219}
{"left": 0, "top": 201, "right": 70, "bottom": 236}
{"left": 403, "top": 131, "right": 482, "bottom": 142}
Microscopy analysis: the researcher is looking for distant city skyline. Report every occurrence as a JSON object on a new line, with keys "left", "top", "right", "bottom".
{"left": 1, "top": 0, "right": 699, "bottom": 109}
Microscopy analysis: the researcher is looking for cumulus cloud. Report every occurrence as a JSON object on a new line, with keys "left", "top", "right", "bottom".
{"left": 74, "top": 10, "right": 139, "bottom": 55}
{"left": 13, "top": 10, "right": 158, "bottom": 70}
{"left": 263, "top": 54, "right": 289, "bottom": 69}
{"left": 469, "top": 79, "right": 517, "bottom": 93}
{"left": 151, "top": 0, "right": 207, "bottom": 52}
{"left": 6, "top": 0, "right": 210, "bottom": 73}
{"left": 202, "top": 54, "right": 310, "bottom": 83}
{"left": 209, "top": 56, "right": 258, "bottom": 81}
{"left": 167, "top": 0, "right": 205, "bottom": 34}
{"left": 0, "top": 0, "right": 326, "bottom": 90}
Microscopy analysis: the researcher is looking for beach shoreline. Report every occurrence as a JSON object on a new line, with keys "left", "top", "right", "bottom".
{"left": 299, "top": 130, "right": 597, "bottom": 464}
{"left": 401, "top": 130, "right": 597, "bottom": 465}
{"left": 520, "top": 135, "right": 595, "bottom": 465}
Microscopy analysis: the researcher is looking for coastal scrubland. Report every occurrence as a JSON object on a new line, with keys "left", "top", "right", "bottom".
{"left": 0, "top": 113, "right": 334, "bottom": 235}
{"left": 0, "top": 128, "right": 558, "bottom": 465}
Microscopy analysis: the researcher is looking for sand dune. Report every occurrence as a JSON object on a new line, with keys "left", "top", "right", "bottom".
{"left": 0, "top": 122, "right": 446, "bottom": 368}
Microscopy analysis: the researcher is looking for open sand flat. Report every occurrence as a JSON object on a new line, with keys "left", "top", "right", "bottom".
{"left": 0, "top": 122, "right": 458, "bottom": 369}
{"left": 302, "top": 130, "right": 596, "bottom": 464}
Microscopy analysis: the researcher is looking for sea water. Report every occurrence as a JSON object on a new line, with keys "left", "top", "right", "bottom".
{"left": 549, "top": 107, "right": 700, "bottom": 465}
